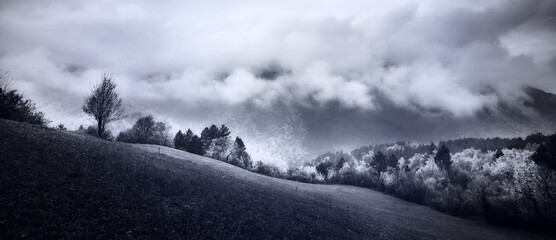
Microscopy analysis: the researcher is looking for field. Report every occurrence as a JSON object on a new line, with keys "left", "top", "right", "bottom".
{"left": 0, "top": 119, "right": 551, "bottom": 239}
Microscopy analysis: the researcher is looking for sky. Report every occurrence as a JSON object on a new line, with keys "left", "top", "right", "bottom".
{"left": 1, "top": 0, "right": 556, "bottom": 168}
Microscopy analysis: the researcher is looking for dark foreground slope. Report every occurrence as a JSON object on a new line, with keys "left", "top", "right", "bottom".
{"left": 0, "top": 120, "right": 551, "bottom": 240}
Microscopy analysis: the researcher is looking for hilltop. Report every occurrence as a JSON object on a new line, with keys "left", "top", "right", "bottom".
{"left": 0, "top": 119, "right": 551, "bottom": 239}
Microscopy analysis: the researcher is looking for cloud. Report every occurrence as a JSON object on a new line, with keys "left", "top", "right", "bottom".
{"left": 1, "top": 0, "right": 556, "bottom": 164}
{"left": 2, "top": 0, "right": 554, "bottom": 115}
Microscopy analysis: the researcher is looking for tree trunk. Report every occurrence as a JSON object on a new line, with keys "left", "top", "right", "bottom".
{"left": 480, "top": 191, "right": 491, "bottom": 222}
{"left": 97, "top": 118, "right": 103, "bottom": 137}
{"left": 225, "top": 151, "right": 234, "bottom": 163}
{"left": 97, "top": 119, "right": 104, "bottom": 138}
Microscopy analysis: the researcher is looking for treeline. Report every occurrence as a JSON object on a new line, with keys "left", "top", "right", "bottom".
{"left": 0, "top": 72, "right": 262, "bottom": 174}
{"left": 173, "top": 124, "right": 253, "bottom": 170}
{"left": 349, "top": 134, "right": 550, "bottom": 161}
{"left": 285, "top": 132, "right": 556, "bottom": 232}
{"left": 77, "top": 74, "right": 255, "bottom": 170}
{"left": 173, "top": 124, "right": 284, "bottom": 176}
{"left": 173, "top": 124, "right": 287, "bottom": 175}
{"left": 440, "top": 133, "right": 550, "bottom": 153}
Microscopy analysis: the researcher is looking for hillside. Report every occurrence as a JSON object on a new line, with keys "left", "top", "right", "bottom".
{"left": 0, "top": 119, "right": 552, "bottom": 239}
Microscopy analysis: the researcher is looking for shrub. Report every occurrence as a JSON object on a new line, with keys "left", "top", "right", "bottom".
{"left": 254, "top": 161, "right": 283, "bottom": 178}
{"left": 116, "top": 115, "right": 171, "bottom": 146}
{"left": 0, "top": 77, "right": 48, "bottom": 126}
{"left": 85, "top": 125, "right": 114, "bottom": 140}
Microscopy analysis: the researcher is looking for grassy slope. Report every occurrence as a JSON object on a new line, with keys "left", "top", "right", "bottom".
{"left": 0, "top": 119, "right": 552, "bottom": 240}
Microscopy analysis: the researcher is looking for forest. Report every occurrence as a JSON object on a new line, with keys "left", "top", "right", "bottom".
{"left": 283, "top": 135, "right": 556, "bottom": 231}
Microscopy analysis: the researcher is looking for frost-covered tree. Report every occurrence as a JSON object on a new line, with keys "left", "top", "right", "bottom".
{"left": 82, "top": 73, "right": 125, "bottom": 137}
{"left": 206, "top": 136, "right": 231, "bottom": 160}
{"left": 295, "top": 140, "right": 556, "bottom": 230}
{"left": 227, "top": 137, "right": 252, "bottom": 168}
{"left": 426, "top": 142, "right": 437, "bottom": 155}
{"left": 203, "top": 124, "right": 233, "bottom": 160}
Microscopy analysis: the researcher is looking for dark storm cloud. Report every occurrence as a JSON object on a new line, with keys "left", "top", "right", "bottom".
{"left": 1, "top": 0, "right": 556, "bottom": 166}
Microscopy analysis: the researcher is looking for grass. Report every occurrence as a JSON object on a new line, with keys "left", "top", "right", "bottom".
{"left": 0, "top": 119, "right": 553, "bottom": 239}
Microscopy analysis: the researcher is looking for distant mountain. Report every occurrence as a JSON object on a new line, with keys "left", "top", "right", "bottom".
{"left": 299, "top": 86, "right": 556, "bottom": 157}
{"left": 523, "top": 86, "right": 556, "bottom": 119}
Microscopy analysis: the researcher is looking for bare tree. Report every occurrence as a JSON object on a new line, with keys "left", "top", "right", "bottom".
{"left": 83, "top": 73, "right": 125, "bottom": 137}
{"left": 0, "top": 71, "right": 13, "bottom": 89}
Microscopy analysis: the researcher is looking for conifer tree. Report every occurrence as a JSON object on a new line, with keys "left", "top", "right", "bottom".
{"left": 387, "top": 154, "right": 398, "bottom": 170}
{"left": 434, "top": 145, "right": 452, "bottom": 170}
{"left": 187, "top": 135, "right": 204, "bottom": 155}
{"left": 174, "top": 130, "right": 185, "bottom": 149}
{"left": 372, "top": 151, "right": 388, "bottom": 173}
{"left": 494, "top": 149, "right": 504, "bottom": 159}
{"left": 200, "top": 127, "right": 211, "bottom": 151}
{"left": 219, "top": 124, "right": 231, "bottom": 138}
{"left": 335, "top": 157, "right": 345, "bottom": 171}
{"left": 184, "top": 129, "right": 194, "bottom": 147}
{"left": 208, "top": 124, "right": 219, "bottom": 137}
